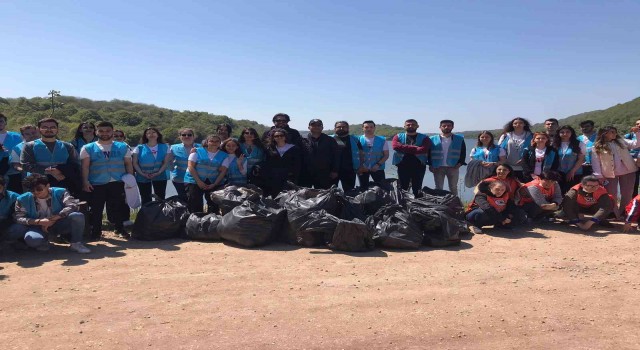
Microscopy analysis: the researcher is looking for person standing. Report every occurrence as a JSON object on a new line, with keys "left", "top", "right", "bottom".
{"left": 498, "top": 117, "right": 534, "bottom": 182}
{"left": 553, "top": 126, "right": 586, "bottom": 194}
{"left": 428, "top": 119, "right": 466, "bottom": 195}
{"left": 217, "top": 123, "right": 232, "bottom": 141}
{"left": 0, "top": 113, "right": 26, "bottom": 186}
{"left": 183, "top": 134, "right": 229, "bottom": 213}
{"left": 624, "top": 118, "right": 640, "bottom": 197}
{"left": 80, "top": 121, "right": 133, "bottom": 239}
{"left": 70, "top": 122, "right": 98, "bottom": 153}
{"left": 8, "top": 124, "right": 39, "bottom": 194}
{"left": 262, "top": 113, "right": 303, "bottom": 148}
{"left": 300, "top": 119, "right": 340, "bottom": 189}
{"left": 331, "top": 121, "right": 364, "bottom": 192}
{"left": 392, "top": 119, "right": 431, "bottom": 196}
{"left": 577, "top": 120, "right": 597, "bottom": 176}
{"left": 21, "top": 118, "right": 81, "bottom": 196}
{"left": 544, "top": 118, "right": 559, "bottom": 139}
{"left": 358, "top": 121, "right": 389, "bottom": 190}
{"left": 132, "top": 127, "right": 171, "bottom": 204}
{"left": 521, "top": 132, "right": 559, "bottom": 182}
{"left": 262, "top": 129, "right": 302, "bottom": 197}
{"left": 170, "top": 128, "right": 200, "bottom": 200}
{"left": 221, "top": 138, "right": 248, "bottom": 186}
{"left": 238, "top": 127, "right": 266, "bottom": 182}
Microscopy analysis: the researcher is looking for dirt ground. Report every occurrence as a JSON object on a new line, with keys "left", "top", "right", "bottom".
{"left": 1, "top": 223, "right": 640, "bottom": 350}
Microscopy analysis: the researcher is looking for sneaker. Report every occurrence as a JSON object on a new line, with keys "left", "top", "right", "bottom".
{"left": 70, "top": 242, "right": 91, "bottom": 254}
{"left": 469, "top": 226, "right": 483, "bottom": 234}
{"left": 35, "top": 243, "right": 51, "bottom": 252}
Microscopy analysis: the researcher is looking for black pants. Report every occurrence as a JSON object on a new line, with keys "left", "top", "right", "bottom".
{"left": 137, "top": 180, "right": 167, "bottom": 204}
{"left": 173, "top": 181, "right": 187, "bottom": 201}
{"left": 558, "top": 173, "right": 583, "bottom": 196}
{"left": 300, "top": 169, "right": 333, "bottom": 189}
{"left": 186, "top": 181, "right": 220, "bottom": 214}
{"left": 357, "top": 170, "right": 386, "bottom": 190}
{"left": 88, "top": 181, "right": 126, "bottom": 236}
{"left": 7, "top": 173, "right": 24, "bottom": 194}
{"left": 397, "top": 163, "right": 426, "bottom": 195}
{"left": 333, "top": 169, "right": 356, "bottom": 192}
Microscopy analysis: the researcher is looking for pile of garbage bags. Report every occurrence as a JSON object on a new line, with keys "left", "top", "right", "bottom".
{"left": 134, "top": 182, "right": 469, "bottom": 251}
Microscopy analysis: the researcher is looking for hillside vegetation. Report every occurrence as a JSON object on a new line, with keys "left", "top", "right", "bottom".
{"left": 1, "top": 95, "right": 638, "bottom": 144}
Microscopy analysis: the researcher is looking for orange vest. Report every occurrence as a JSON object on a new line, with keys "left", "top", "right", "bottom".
{"left": 469, "top": 192, "right": 510, "bottom": 213}
{"left": 483, "top": 176, "right": 520, "bottom": 201}
{"left": 520, "top": 179, "right": 555, "bottom": 204}
{"left": 571, "top": 183, "right": 608, "bottom": 208}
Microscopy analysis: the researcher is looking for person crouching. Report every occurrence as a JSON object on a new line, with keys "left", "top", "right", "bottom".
{"left": 12, "top": 174, "right": 90, "bottom": 253}
{"left": 519, "top": 170, "right": 563, "bottom": 222}
{"left": 623, "top": 194, "right": 640, "bottom": 233}
{"left": 560, "top": 175, "right": 613, "bottom": 231}
{"left": 466, "top": 180, "right": 517, "bottom": 234}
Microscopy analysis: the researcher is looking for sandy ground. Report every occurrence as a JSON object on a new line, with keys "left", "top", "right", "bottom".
{"left": 1, "top": 223, "right": 640, "bottom": 350}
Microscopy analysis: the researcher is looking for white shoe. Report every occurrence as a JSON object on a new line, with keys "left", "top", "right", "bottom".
{"left": 70, "top": 242, "right": 91, "bottom": 254}
{"left": 469, "top": 226, "right": 483, "bottom": 234}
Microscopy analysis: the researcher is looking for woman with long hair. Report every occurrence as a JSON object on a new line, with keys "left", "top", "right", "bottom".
{"left": 522, "top": 132, "right": 559, "bottom": 182}
{"left": 262, "top": 128, "right": 302, "bottom": 197}
{"left": 70, "top": 122, "right": 98, "bottom": 152}
{"left": 470, "top": 131, "right": 505, "bottom": 166}
{"left": 169, "top": 128, "right": 200, "bottom": 200}
{"left": 482, "top": 163, "right": 522, "bottom": 202}
{"left": 238, "top": 127, "right": 266, "bottom": 179}
{"left": 552, "top": 125, "right": 586, "bottom": 193}
{"left": 498, "top": 117, "right": 533, "bottom": 181}
{"left": 221, "top": 138, "right": 247, "bottom": 186}
{"left": 183, "top": 134, "right": 229, "bottom": 213}
{"left": 132, "top": 127, "right": 172, "bottom": 204}
{"left": 590, "top": 125, "right": 640, "bottom": 217}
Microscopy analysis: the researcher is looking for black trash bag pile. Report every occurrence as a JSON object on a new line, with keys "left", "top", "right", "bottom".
{"left": 185, "top": 212, "right": 222, "bottom": 241}
{"left": 420, "top": 186, "right": 465, "bottom": 215}
{"left": 329, "top": 219, "right": 375, "bottom": 252}
{"left": 279, "top": 187, "right": 343, "bottom": 243}
{"left": 366, "top": 204, "right": 424, "bottom": 249}
{"left": 132, "top": 196, "right": 190, "bottom": 240}
{"left": 294, "top": 210, "right": 341, "bottom": 247}
{"left": 218, "top": 200, "right": 287, "bottom": 248}
{"left": 407, "top": 197, "right": 466, "bottom": 247}
{"left": 210, "top": 185, "right": 264, "bottom": 215}
{"left": 349, "top": 186, "right": 395, "bottom": 215}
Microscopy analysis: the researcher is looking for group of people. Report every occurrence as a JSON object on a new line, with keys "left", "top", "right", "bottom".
{"left": 1, "top": 111, "right": 639, "bottom": 255}
{"left": 465, "top": 117, "right": 640, "bottom": 234}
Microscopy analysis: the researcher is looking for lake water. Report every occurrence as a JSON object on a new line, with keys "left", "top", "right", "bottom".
{"left": 165, "top": 138, "right": 477, "bottom": 202}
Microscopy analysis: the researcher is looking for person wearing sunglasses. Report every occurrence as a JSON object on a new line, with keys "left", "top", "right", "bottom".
{"left": 170, "top": 128, "right": 200, "bottom": 200}
{"left": 261, "top": 113, "right": 303, "bottom": 149}
{"left": 70, "top": 122, "right": 98, "bottom": 153}
{"left": 262, "top": 129, "right": 302, "bottom": 197}
{"left": 238, "top": 127, "right": 265, "bottom": 179}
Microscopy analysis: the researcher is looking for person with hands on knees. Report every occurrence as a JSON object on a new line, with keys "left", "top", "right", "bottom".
{"left": 13, "top": 174, "right": 90, "bottom": 253}
{"left": 466, "top": 180, "right": 517, "bottom": 235}
{"left": 221, "top": 138, "right": 247, "bottom": 186}
{"left": 183, "top": 134, "right": 229, "bottom": 214}
{"left": 132, "top": 127, "right": 171, "bottom": 204}
{"left": 560, "top": 175, "right": 614, "bottom": 231}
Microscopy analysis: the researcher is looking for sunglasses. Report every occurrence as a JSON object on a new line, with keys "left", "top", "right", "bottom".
{"left": 181, "top": 134, "right": 193, "bottom": 137}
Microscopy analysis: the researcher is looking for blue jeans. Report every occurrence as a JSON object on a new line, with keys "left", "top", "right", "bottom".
{"left": 466, "top": 208, "right": 500, "bottom": 228}
{"left": 5, "top": 213, "right": 85, "bottom": 248}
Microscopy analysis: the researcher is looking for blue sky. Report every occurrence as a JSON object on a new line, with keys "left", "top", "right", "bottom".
{"left": 2, "top": 0, "right": 639, "bottom": 133}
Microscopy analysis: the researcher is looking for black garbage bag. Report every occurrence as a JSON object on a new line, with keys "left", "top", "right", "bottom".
{"left": 218, "top": 200, "right": 287, "bottom": 247}
{"left": 351, "top": 186, "right": 394, "bottom": 215}
{"left": 420, "top": 186, "right": 465, "bottom": 215}
{"left": 185, "top": 212, "right": 222, "bottom": 241}
{"left": 407, "top": 198, "right": 465, "bottom": 247}
{"left": 132, "top": 196, "right": 190, "bottom": 240}
{"left": 376, "top": 178, "right": 413, "bottom": 205}
{"left": 329, "top": 219, "right": 375, "bottom": 252}
{"left": 210, "top": 185, "right": 264, "bottom": 215}
{"left": 366, "top": 204, "right": 423, "bottom": 249}
{"left": 336, "top": 196, "right": 367, "bottom": 221}
{"left": 294, "top": 210, "right": 340, "bottom": 247}
{"left": 278, "top": 186, "right": 342, "bottom": 216}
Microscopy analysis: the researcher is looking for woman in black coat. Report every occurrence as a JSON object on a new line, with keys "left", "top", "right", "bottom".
{"left": 261, "top": 128, "right": 302, "bottom": 197}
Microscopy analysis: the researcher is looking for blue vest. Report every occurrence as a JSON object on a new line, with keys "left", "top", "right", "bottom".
{"left": 471, "top": 146, "right": 501, "bottom": 162}
{"left": 86, "top": 142, "right": 129, "bottom": 185}
{"left": 183, "top": 148, "right": 228, "bottom": 184}
{"left": 331, "top": 134, "right": 361, "bottom": 171}
{"left": 170, "top": 143, "right": 201, "bottom": 183}
{"left": 359, "top": 135, "right": 386, "bottom": 170}
{"left": 239, "top": 143, "right": 265, "bottom": 173}
{"left": 135, "top": 143, "right": 169, "bottom": 183}
{"left": 577, "top": 134, "right": 596, "bottom": 164}
{"left": 430, "top": 134, "right": 465, "bottom": 167}
{"left": 1, "top": 131, "right": 23, "bottom": 160}
{"left": 17, "top": 187, "right": 66, "bottom": 219}
{"left": 71, "top": 137, "right": 98, "bottom": 153}
{"left": 226, "top": 156, "right": 247, "bottom": 186}
{"left": 0, "top": 190, "right": 19, "bottom": 220}
{"left": 558, "top": 145, "right": 583, "bottom": 175}
{"left": 7, "top": 141, "right": 25, "bottom": 176}
{"left": 392, "top": 133, "right": 429, "bottom": 165}
{"left": 32, "top": 139, "right": 70, "bottom": 168}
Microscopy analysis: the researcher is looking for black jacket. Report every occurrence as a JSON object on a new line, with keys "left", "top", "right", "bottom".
{"left": 301, "top": 133, "right": 340, "bottom": 174}
{"left": 521, "top": 147, "right": 559, "bottom": 181}
{"left": 262, "top": 127, "right": 303, "bottom": 149}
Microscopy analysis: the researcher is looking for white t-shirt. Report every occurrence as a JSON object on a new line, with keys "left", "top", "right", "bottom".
{"left": 363, "top": 136, "right": 389, "bottom": 151}
{"left": 469, "top": 147, "right": 506, "bottom": 160}
{"left": 36, "top": 197, "right": 52, "bottom": 218}
{"left": 559, "top": 141, "right": 587, "bottom": 156}
{"left": 276, "top": 144, "right": 294, "bottom": 157}
{"left": 440, "top": 135, "right": 452, "bottom": 162}
{"left": 132, "top": 144, "right": 159, "bottom": 159}
{"left": 534, "top": 148, "right": 546, "bottom": 175}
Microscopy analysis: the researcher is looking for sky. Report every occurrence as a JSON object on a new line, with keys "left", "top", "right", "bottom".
{"left": 2, "top": 0, "right": 639, "bottom": 133}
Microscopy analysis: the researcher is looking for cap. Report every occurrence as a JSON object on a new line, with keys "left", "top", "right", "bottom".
{"left": 309, "top": 119, "right": 323, "bottom": 126}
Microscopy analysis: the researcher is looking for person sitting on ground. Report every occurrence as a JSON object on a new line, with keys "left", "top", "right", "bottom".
{"left": 12, "top": 174, "right": 90, "bottom": 253}
{"left": 0, "top": 177, "right": 24, "bottom": 246}
{"left": 466, "top": 180, "right": 518, "bottom": 235}
{"left": 622, "top": 193, "right": 640, "bottom": 233}
{"left": 560, "top": 175, "right": 614, "bottom": 231}
{"left": 519, "top": 170, "right": 563, "bottom": 222}
{"left": 480, "top": 164, "right": 522, "bottom": 202}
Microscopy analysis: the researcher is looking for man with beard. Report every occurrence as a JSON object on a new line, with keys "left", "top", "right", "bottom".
{"left": 21, "top": 118, "right": 81, "bottom": 195}
{"left": 262, "top": 113, "right": 303, "bottom": 148}
{"left": 80, "top": 121, "right": 133, "bottom": 239}
{"left": 544, "top": 118, "right": 559, "bottom": 139}
{"left": 577, "top": 120, "right": 597, "bottom": 176}
{"left": 358, "top": 120, "right": 389, "bottom": 190}
{"left": 0, "top": 113, "right": 25, "bottom": 185}
{"left": 300, "top": 119, "right": 340, "bottom": 189}
{"left": 8, "top": 124, "right": 39, "bottom": 193}
{"left": 392, "top": 119, "right": 431, "bottom": 196}
{"left": 428, "top": 119, "right": 466, "bottom": 196}
{"left": 331, "top": 121, "right": 364, "bottom": 192}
